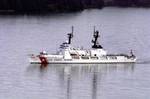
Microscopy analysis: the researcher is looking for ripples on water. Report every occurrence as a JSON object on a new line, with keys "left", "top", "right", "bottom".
{"left": 0, "top": 7, "right": 150, "bottom": 99}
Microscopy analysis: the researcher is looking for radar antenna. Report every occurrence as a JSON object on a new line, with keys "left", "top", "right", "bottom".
{"left": 92, "top": 26, "right": 103, "bottom": 49}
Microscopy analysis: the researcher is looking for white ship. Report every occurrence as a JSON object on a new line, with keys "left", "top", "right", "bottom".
{"left": 29, "top": 27, "right": 136, "bottom": 64}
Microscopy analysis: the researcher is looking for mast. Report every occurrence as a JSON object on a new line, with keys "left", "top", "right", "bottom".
{"left": 67, "top": 26, "right": 74, "bottom": 44}
{"left": 92, "top": 26, "right": 103, "bottom": 49}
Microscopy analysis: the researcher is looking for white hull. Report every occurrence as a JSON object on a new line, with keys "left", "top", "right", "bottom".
{"left": 29, "top": 57, "right": 136, "bottom": 64}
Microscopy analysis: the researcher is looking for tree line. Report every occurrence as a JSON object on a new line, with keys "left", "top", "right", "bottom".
{"left": 0, "top": 0, "right": 150, "bottom": 13}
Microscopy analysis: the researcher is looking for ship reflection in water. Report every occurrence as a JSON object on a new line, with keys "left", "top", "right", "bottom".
{"left": 26, "top": 64, "right": 135, "bottom": 99}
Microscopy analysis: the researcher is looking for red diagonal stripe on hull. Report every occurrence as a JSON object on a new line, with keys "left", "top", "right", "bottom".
{"left": 39, "top": 56, "right": 48, "bottom": 64}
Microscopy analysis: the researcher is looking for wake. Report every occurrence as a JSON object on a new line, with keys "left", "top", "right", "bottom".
{"left": 136, "top": 58, "right": 150, "bottom": 64}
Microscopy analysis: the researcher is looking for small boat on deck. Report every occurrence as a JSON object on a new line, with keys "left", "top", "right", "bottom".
{"left": 29, "top": 27, "right": 136, "bottom": 64}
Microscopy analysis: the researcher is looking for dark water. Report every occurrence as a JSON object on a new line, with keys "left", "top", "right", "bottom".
{"left": 0, "top": 7, "right": 150, "bottom": 99}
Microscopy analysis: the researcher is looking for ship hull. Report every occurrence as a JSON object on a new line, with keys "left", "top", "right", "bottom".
{"left": 29, "top": 57, "right": 136, "bottom": 64}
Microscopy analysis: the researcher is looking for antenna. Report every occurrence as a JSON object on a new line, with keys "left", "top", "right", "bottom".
{"left": 94, "top": 26, "right": 96, "bottom": 33}
{"left": 71, "top": 26, "right": 74, "bottom": 34}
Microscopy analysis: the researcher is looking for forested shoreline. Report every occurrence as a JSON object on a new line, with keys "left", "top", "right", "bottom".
{"left": 0, "top": 0, "right": 150, "bottom": 14}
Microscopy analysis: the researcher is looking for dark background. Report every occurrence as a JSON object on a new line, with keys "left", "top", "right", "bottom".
{"left": 0, "top": 0, "right": 150, "bottom": 13}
